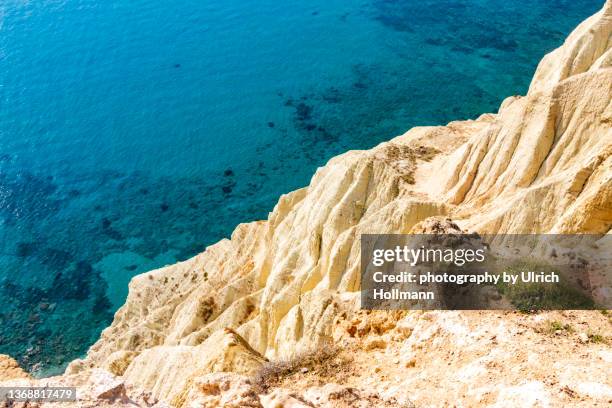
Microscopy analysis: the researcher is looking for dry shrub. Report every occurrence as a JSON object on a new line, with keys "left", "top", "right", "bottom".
{"left": 252, "top": 344, "right": 347, "bottom": 392}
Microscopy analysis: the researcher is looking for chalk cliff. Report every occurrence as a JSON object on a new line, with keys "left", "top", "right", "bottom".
{"left": 2, "top": 2, "right": 610, "bottom": 407}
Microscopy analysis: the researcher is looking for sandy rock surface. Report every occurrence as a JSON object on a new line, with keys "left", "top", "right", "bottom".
{"left": 0, "top": 355, "right": 30, "bottom": 381}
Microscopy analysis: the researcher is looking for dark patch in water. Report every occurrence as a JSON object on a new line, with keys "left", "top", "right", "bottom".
{"left": 103, "top": 227, "right": 123, "bottom": 241}
{"left": 92, "top": 294, "right": 112, "bottom": 315}
{"left": 267, "top": 122, "right": 275, "bottom": 128}
{"left": 321, "top": 87, "right": 341, "bottom": 103}
{"left": 371, "top": 0, "right": 523, "bottom": 52}
{"left": 125, "top": 264, "right": 138, "bottom": 271}
{"left": 175, "top": 242, "right": 205, "bottom": 261}
{"left": 451, "top": 45, "right": 474, "bottom": 54}
{"left": 50, "top": 261, "right": 95, "bottom": 301}
{"left": 425, "top": 38, "right": 445, "bottom": 46}
{"left": 374, "top": 14, "right": 415, "bottom": 33}
{"left": 16, "top": 242, "right": 37, "bottom": 258}
{"left": 100, "top": 217, "right": 123, "bottom": 240}
{"left": 295, "top": 103, "right": 313, "bottom": 121}
{"left": 41, "top": 248, "right": 73, "bottom": 270}
{"left": 101, "top": 218, "right": 112, "bottom": 229}
{"left": 224, "top": 169, "right": 234, "bottom": 177}
{"left": 160, "top": 203, "right": 170, "bottom": 212}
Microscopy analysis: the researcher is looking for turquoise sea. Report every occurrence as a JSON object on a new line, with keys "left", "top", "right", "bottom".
{"left": 0, "top": 0, "right": 602, "bottom": 375}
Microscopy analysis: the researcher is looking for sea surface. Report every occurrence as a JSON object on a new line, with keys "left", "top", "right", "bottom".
{"left": 0, "top": 0, "right": 602, "bottom": 375}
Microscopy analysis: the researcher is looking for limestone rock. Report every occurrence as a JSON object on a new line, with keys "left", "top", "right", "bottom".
{"left": 178, "top": 373, "right": 262, "bottom": 408}
{"left": 173, "top": 373, "right": 408, "bottom": 408}
{"left": 90, "top": 369, "right": 128, "bottom": 402}
{"left": 122, "top": 328, "right": 266, "bottom": 404}
{"left": 260, "top": 390, "right": 313, "bottom": 408}
{"left": 0, "top": 355, "right": 30, "bottom": 381}
{"left": 301, "top": 384, "right": 409, "bottom": 408}
{"left": 0, "top": 368, "right": 169, "bottom": 407}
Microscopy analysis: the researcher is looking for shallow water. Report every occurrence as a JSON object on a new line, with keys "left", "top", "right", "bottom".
{"left": 0, "top": 0, "right": 602, "bottom": 375}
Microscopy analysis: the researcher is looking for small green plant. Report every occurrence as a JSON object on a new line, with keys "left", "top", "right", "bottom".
{"left": 495, "top": 260, "right": 595, "bottom": 312}
{"left": 587, "top": 332, "right": 608, "bottom": 344}
{"left": 541, "top": 320, "right": 574, "bottom": 335}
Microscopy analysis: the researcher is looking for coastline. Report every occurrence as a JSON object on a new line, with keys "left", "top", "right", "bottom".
{"left": 0, "top": 0, "right": 605, "bottom": 377}
{"left": 0, "top": 1, "right": 610, "bottom": 406}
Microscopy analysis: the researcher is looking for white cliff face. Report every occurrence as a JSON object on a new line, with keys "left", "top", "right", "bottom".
{"left": 6, "top": 2, "right": 610, "bottom": 407}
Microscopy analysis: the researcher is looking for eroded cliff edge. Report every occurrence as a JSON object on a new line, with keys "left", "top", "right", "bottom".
{"left": 2, "top": 2, "right": 611, "bottom": 407}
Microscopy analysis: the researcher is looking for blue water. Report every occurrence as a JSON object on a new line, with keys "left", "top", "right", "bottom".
{"left": 0, "top": 0, "right": 602, "bottom": 375}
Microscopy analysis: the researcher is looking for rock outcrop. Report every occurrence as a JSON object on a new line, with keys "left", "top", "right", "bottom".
{"left": 0, "top": 354, "right": 31, "bottom": 381}
{"left": 0, "top": 368, "right": 170, "bottom": 407}
{"left": 2, "top": 2, "right": 611, "bottom": 407}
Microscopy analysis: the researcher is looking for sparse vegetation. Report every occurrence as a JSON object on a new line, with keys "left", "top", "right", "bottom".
{"left": 600, "top": 309, "right": 612, "bottom": 325}
{"left": 539, "top": 320, "right": 574, "bottom": 335}
{"left": 587, "top": 332, "right": 608, "bottom": 344}
{"left": 496, "top": 261, "right": 595, "bottom": 312}
{"left": 252, "top": 344, "right": 351, "bottom": 393}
